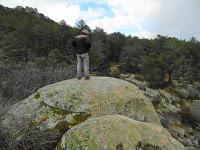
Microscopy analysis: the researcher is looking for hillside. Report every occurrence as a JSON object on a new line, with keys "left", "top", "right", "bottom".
{"left": 0, "top": 4, "right": 79, "bottom": 113}
{"left": 0, "top": 4, "right": 200, "bottom": 78}
{"left": 0, "top": 4, "right": 77, "bottom": 63}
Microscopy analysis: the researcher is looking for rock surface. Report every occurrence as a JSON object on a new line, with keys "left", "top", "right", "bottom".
{"left": 119, "top": 74, "right": 147, "bottom": 90}
{"left": 38, "top": 76, "right": 160, "bottom": 123}
{"left": 175, "top": 83, "right": 200, "bottom": 100}
{"left": 119, "top": 74, "right": 200, "bottom": 149}
{"left": 56, "top": 115, "right": 186, "bottom": 150}
{"left": 0, "top": 77, "right": 160, "bottom": 143}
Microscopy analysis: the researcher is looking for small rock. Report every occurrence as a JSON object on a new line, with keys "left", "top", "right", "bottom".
{"left": 186, "top": 147, "right": 197, "bottom": 150}
{"left": 119, "top": 74, "right": 130, "bottom": 79}
{"left": 145, "top": 87, "right": 161, "bottom": 103}
{"left": 121, "top": 74, "right": 147, "bottom": 90}
{"left": 175, "top": 88, "right": 189, "bottom": 99}
{"left": 159, "top": 89, "right": 179, "bottom": 103}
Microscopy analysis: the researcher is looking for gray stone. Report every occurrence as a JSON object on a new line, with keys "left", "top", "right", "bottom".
{"left": 158, "top": 89, "right": 179, "bottom": 103}
{"left": 119, "top": 74, "right": 147, "bottom": 90}
{"left": 175, "top": 88, "right": 189, "bottom": 99}
{"left": 0, "top": 77, "right": 160, "bottom": 143}
{"left": 145, "top": 87, "right": 161, "bottom": 103}
{"left": 56, "top": 115, "right": 186, "bottom": 150}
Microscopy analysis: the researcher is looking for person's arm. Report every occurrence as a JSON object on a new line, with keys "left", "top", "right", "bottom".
{"left": 85, "top": 36, "right": 91, "bottom": 49}
{"left": 72, "top": 39, "right": 76, "bottom": 48}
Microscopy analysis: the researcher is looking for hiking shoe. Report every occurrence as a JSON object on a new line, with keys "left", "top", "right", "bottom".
{"left": 85, "top": 76, "right": 90, "bottom": 80}
{"left": 77, "top": 77, "right": 81, "bottom": 80}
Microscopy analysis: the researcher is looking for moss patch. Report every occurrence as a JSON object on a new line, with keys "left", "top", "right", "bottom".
{"left": 30, "top": 115, "right": 48, "bottom": 128}
{"left": 54, "top": 121, "right": 70, "bottom": 133}
{"left": 136, "top": 141, "right": 161, "bottom": 150}
{"left": 73, "top": 113, "right": 91, "bottom": 123}
{"left": 179, "top": 99, "right": 190, "bottom": 114}
{"left": 55, "top": 141, "right": 63, "bottom": 150}
{"left": 10, "top": 130, "right": 22, "bottom": 140}
{"left": 51, "top": 107, "right": 68, "bottom": 116}
{"left": 116, "top": 142, "right": 124, "bottom": 150}
{"left": 33, "top": 92, "right": 41, "bottom": 99}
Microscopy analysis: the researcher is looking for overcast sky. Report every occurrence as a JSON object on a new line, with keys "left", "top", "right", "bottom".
{"left": 0, "top": 0, "right": 200, "bottom": 40}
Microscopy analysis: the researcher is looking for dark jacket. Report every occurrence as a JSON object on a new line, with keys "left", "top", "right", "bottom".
{"left": 72, "top": 34, "right": 91, "bottom": 54}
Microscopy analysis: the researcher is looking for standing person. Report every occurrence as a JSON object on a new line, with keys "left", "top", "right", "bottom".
{"left": 72, "top": 29, "right": 91, "bottom": 80}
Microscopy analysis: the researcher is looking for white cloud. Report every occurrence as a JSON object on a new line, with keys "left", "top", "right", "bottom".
{"left": 80, "top": 7, "right": 106, "bottom": 21}
{"left": 96, "top": 0, "right": 200, "bottom": 39}
{"left": 154, "top": 0, "right": 200, "bottom": 39}
{"left": 85, "top": 0, "right": 160, "bottom": 37}
{"left": 0, "top": 0, "right": 108, "bottom": 27}
{"left": 135, "top": 31, "right": 156, "bottom": 39}
{"left": 69, "top": 0, "right": 108, "bottom": 5}
{"left": 40, "top": 2, "right": 80, "bottom": 25}
{"left": 0, "top": 0, "right": 81, "bottom": 25}
{"left": 0, "top": 0, "right": 200, "bottom": 39}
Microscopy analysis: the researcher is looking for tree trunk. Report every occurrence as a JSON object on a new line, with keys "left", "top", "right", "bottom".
{"left": 168, "top": 71, "right": 172, "bottom": 84}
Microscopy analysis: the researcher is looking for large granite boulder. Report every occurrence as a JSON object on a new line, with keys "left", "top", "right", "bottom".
{"left": 56, "top": 115, "right": 186, "bottom": 150}
{"left": 0, "top": 77, "right": 160, "bottom": 145}
{"left": 38, "top": 76, "right": 160, "bottom": 123}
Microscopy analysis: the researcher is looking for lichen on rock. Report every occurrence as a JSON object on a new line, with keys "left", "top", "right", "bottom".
{"left": 56, "top": 115, "right": 186, "bottom": 150}
{"left": 38, "top": 76, "right": 161, "bottom": 124}
{"left": 0, "top": 76, "right": 160, "bottom": 147}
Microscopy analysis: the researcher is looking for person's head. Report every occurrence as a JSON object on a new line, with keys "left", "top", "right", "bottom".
{"left": 81, "top": 29, "right": 89, "bottom": 35}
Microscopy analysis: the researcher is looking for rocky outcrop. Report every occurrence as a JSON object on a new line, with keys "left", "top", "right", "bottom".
{"left": 39, "top": 76, "right": 160, "bottom": 123}
{"left": 119, "top": 74, "right": 200, "bottom": 149}
{"left": 189, "top": 101, "right": 200, "bottom": 124}
{"left": 175, "top": 82, "right": 200, "bottom": 100}
{"left": 24, "top": 6, "right": 38, "bottom": 13}
{"left": 15, "top": 6, "right": 24, "bottom": 11}
{"left": 14, "top": 6, "right": 42, "bottom": 18}
{"left": 0, "top": 77, "right": 161, "bottom": 148}
{"left": 56, "top": 115, "right": 186, "bottom": 150}
{"left": 119, "top": 74, "right": 147, "bottom": 90}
